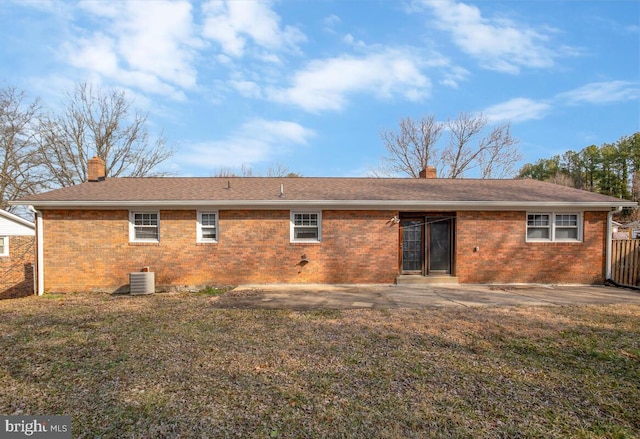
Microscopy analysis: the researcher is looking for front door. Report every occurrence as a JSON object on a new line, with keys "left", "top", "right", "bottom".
{"left": 401, "top": 215, "right": 454, "bottom": 275}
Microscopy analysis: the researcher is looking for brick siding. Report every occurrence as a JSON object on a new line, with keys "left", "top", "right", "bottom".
{"left": 456, "top": 211, "right": 606, "bottom": 284}
{"left": 41, "top": 209, "right": 608, "bottom": 292}
{"left": 42, "top": 209, "right": 399, "bottom": 292}
{"left": 0, "top": 235, "right": 35, "bottom": 299}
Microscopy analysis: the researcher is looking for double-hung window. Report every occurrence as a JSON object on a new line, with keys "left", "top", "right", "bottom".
{"left": 0, "top": 236, "right": 8, "bottom": 256}
{"left": 527, "top": 214, "right": 551, "bottom": 240}
{"left": 554, "top": 214, "right": 579, "bottom": 240}
{"left": 197, "top": 211, "right": 218, "bottom": 242}
{"left": 527, "top": 212, "right": 581, "bottom": 242}
{"left": 291, "top": 211, "right": 321, "bottom": 242}
{"left": 130, "top": 211, "right": 159, "bottom": 242}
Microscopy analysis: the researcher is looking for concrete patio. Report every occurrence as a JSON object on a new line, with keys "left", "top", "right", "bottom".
{"left": 210, "top": 283, "right": 640, "bottom": 310}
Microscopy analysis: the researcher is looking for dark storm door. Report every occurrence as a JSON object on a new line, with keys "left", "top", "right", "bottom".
{"left": 401, "top": 220, "right": 423, "bottom": 273}
{"left": 428, "top": 218, "right": 452, "bottom": 274}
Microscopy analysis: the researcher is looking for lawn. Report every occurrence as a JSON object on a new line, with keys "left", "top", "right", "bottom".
{"left": 0, "top": 291, "right": 638, "bottom": 438}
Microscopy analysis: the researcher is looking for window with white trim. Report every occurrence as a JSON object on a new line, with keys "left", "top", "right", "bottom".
{"left": 291, "top": 211, "right": 321, "bottom": 242}
{"left": 527, "top": 212, "right": 582, "bottom": 242}
{"left": 555, "top": 214, "right": 579, "bottom": 240}
{"left": 0, "top": 236, "right": 8, "bottom": 256}
{"left": 527, "top": 214, "right": 550, "bottom": 240}
{"left": 197, "top": 211, "right": 218, "bottom": 242}
{"left": 130, "top": 211, "right": 159, "bottom": 242}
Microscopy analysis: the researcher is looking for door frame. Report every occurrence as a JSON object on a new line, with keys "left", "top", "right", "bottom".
{"left": 399, "top": 212, "right": 456, "bottom": 276}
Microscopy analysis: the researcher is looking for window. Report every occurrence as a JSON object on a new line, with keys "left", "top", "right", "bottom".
{"left": 555, "top": 214, "right": 579, "bottom": 240}
{"left": 527, "top": 213, "right": 581, "bottom": 242}
{"left": 130, "top": 212, "right": 159, "bottom": 242}
{"left": 291, "top": 211, "right": 321, "bottom": 242}
{"left": 527, "top": 214, "right": 550, "bottom": 240}
{"left": 0, "top": 236, "right": 8, "bottom": 256}
{"left": 197, "top": 211, "right": 218, "bottom": 242}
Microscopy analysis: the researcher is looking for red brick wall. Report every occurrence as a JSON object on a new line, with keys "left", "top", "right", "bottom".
{"left": 41, "top": 209, "right": 608, "bottom": 292}
{"left": 455, "top": 211, "right": 606, "bottom": 284}
{"left": 42, "top": 209, "right": 399, "bottom": 292}
{"left": 0, "top": 235, "right": 35, "bottom": 299}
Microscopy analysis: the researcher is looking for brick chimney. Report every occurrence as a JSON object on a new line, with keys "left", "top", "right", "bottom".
{"left": 419, "top": 166, "right": 437, "bottom": 179}
{"left": 87, "top": 156, "right": 106, "bottom": 182}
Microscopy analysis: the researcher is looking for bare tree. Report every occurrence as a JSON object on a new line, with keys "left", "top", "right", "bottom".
{"left": 378, "top": 115, "right": 443, "bottom": 178}
{"left": 212, "top": 167, "right": 238, "bottom": 178}
{"left": 266, "top": 162, "right": 301, "bottom": 177}
{"left": 476, "top": 124, "right": 521, "bottom": 179}
{"left": 444, "top": 113, "right": 520, "bottom": 178}
{"left": 443, "top": 112, "right": 486, "bottom": 178}
{"left": 0, "top": 86, "right": 44, "bottom": 213}
{"left": 212, "top": 162, "right": 302, "bottom": 177}
{"left": 212, "top": 163, "right": 254, "bottom": 177}
{"left": 377, "top": 112, "right": 521, "bottom": 178}
{"left": 36, "top": 82, "right": 173, "bottom": 186}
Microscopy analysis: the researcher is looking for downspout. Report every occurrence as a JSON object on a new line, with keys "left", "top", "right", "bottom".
{"left": 28, "top": 206, "right": 44, "bottom": 296}
{"left": 605, "top": 206, "right": 623, "bottom": 282}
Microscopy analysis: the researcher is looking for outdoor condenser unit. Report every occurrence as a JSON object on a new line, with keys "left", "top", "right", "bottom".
{"left": 129, "top": 272, "right": 155, "bottom": 295}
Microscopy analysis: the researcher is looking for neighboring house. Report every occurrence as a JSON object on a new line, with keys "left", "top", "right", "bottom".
{"left": 611, "top": 221, "right": 630, "bottom": 240}
{"left": 618, "top": 220, "right": 640, "bottom": 239}
{"left": 11, "top": 158, "right": 637, "bottom": 294}
{"left": 0, "top": 209, "right": 35, "bottom": 299}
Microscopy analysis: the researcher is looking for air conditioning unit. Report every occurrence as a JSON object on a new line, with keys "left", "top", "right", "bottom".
{"left": 130, "top": 272, "right": 155, "bottom": 295}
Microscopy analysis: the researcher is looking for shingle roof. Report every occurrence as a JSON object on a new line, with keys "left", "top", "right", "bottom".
{"left": 12, "top": 177, "right": 636, "bottom": 210}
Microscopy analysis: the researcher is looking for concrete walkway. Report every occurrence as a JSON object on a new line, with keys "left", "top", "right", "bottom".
{"left": 211, "top": 283, "right": 640, "bottom": 310}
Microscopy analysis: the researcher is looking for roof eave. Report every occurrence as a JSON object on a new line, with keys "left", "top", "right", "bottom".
{"left": 0, "top": 209, "right": 35, "bottom": 229}
{"left": 11, "top": 199, "right": 637, "bottom": 211}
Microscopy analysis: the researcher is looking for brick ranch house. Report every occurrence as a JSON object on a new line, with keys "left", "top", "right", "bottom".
{"left": 12, "top": 159, "right": 636, "bottom": 295}
{"left": 0, "top": 209, "right": 35, "bottom": 299}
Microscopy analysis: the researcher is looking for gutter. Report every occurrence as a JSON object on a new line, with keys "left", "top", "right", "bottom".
{"left": 606, "top": 206, "right": 623, "bottom": 282}
{"left": 28, "top": 206, "right": 44, "bottom": 296}
{"left": 13, "top": 199, "right": 638, "bottom": 211}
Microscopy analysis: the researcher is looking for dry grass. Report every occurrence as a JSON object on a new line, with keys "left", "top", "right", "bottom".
{"left": 0, "top": 292, "right": 638, "bottom": 438}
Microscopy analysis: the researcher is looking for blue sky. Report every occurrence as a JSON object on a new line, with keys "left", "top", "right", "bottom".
{"left": 1, "top": 0, "right": 638, "bottom": 177}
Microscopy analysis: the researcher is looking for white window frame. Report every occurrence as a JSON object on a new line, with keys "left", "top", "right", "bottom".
{"left": 129, "top": 211, "right": 160, "bottom": 242}
{"left": 197, "top": 211, "right": 218, "bottom": 243}
{"left": 526, "top": 212, "right": 582, "bottom": 242}
{"left": 290, "top": 211, "right": 322, "bottom": 243}
{"left": 0, "top": 236, "right": 8, "bottom": 257}
{"left": 526, "top": 213, "right": 551, "bottom": 241}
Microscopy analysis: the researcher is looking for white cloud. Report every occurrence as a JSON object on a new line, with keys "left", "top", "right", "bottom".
{"left": 66, "top": 33, "right": 186, "bottom": 100}
{"left": 484, "top": 98, "right": 551, "bottom": 123}
{"left": 268, "top": 49, "right": 432, "bottom": 112}
{"left": 177, "top": 119, "right": 315, "bottom": 170}
{"left": 324, "top": 14, "right": 341, "bottom": 28}
{"left": 229, "top": 80, "right": 263, "bottom": 99}
{"left": 251, "top": 119, "right": 315, "bottom": 145}
{"left": 67, "top": 33, "right": 119, "bottom": 76}
{"left": 65, "top": 0, "right": 200, "bottom": 99}
{"left": 558, "top": 81, "right": 640, "bottom": 105}
{"left": 483, "top": 80, "right": 638, "bottom": 124}
{"left": 202, "top": 0, "right": 306, "bottom": 58}
{"left": 77, "top": 0, "right": 119, "bottom": 17}
{"left": 419, "top": 0, "right": 559, "bottom": 74}
{"left": 440, "top": 65, "right": 470, "bottom": 88}
{"left": 115, "top": 2, "right": 200, "bottom": 89}
{"left": 343, "top": 34, "right": 366, "bottom": 48}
